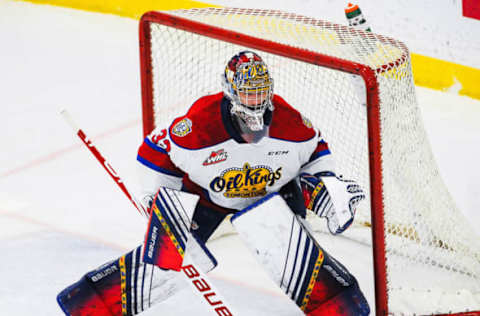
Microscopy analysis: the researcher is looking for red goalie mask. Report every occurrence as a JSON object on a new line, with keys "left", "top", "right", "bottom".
{"left": 222, "top": 51, "right": 274, "bottom": 132}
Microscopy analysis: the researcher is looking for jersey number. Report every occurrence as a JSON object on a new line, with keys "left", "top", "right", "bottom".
{"left": 151, "top": 129, "right": 171, "bottom": 152}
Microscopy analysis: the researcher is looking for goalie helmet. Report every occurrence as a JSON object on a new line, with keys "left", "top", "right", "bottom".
{"left": 222, "top": 51, "right": 274, "bottom": 132}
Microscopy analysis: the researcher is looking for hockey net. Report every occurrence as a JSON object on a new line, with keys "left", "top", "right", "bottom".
{"left": 138, "top": 8, "right": 480, "bottom": 315}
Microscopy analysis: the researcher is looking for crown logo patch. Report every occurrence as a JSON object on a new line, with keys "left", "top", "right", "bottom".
{"left": 171, "top": 118, "right": 192, "bottom": 137}
{"left": 209, "top": 163, "right": 282, "bottom": 198}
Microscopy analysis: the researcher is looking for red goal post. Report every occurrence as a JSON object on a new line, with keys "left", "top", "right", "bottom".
{"left": 139, "top": 11, "right": 387, "bottom": 312}
{"left": 138, "top": 8, "right": 480, "bottom": 315}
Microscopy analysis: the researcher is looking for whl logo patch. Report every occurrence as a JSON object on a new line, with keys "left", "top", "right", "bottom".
{"left": 203, "top": 149, "right": 228, "bottom": 166}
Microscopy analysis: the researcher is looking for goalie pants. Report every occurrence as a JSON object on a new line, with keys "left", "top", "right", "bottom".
{"left": 189, "top": 178, "right": 307, "bottom": 242}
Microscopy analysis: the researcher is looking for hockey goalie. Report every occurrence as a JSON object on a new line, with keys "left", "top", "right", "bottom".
{"left": 57, "top": 51, "right": 370, "bottom": 315}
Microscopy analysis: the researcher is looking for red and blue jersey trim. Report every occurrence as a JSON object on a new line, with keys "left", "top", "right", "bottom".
{"left": 309, "top": 139, "right": 331, "bottom": 161}
{"left": 137, "top": 137, "right": 183, "bottom": 177}
{"left": 144, "top": 137, "right": 168, "bottom": 154}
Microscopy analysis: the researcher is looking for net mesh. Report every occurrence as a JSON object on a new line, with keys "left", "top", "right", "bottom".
{"left": 142, "top": 8, "right": 480, "bottom": 314}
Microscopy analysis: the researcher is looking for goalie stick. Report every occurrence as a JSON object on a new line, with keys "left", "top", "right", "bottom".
{"left": 60, "top": 110, "right": 148, "bottom": 218}
{"left": 60, "top": 109, "right": 235, "bottom": 315}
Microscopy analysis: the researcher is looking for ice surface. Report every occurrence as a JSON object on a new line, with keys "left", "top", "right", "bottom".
{"left": 1, "top": 1, "right": 479, "bottom": 315}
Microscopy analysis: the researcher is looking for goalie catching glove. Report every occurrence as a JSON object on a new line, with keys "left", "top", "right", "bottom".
{"left": 300, "top": 172, "right": 365, "bottom": 235}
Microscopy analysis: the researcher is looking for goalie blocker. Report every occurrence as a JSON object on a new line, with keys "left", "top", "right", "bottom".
{"left": 231, "top": 193, "right": 370, "bottom": 315}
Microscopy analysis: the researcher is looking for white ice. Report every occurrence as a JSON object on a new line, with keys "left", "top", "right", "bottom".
{"left": 1, "top": 1, "right": 479, "bottom": 315}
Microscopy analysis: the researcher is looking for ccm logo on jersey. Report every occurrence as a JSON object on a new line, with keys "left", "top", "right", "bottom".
{"left": 210, "top": 163, "right": 282, "bottom": 198}
{"left": 203, "top": 149, "right": 228, "bottom": 166}
{"left": 268, "top": 150, "right": 289, "bottom": 156}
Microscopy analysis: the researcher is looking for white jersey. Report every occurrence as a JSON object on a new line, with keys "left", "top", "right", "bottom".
{"left": 137, "top": 92, "right": 334, "bottom": 213}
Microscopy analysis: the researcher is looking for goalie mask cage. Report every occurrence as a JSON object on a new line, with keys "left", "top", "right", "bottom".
{"left": 138, "top": 8, "right": 480, "bottom": 315}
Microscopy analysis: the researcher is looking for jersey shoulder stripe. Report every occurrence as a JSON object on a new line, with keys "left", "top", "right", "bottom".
{"left": 169, "top": 92, "right": 231, "bottom": 150}
{"left": 137, "top": 137, "right": 184, "bottom": 177}
{"left": 144, "top": 137, "right": 167, "bottom": 154}
{"left": 309, "top": 140, "right": 331, "bottom": 162}
{"left": 269, "top": 95, "right": 316, "bottom": 142}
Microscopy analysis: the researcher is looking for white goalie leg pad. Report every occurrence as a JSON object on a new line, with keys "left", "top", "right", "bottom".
{"left": 143, "top": 187, "right": 217, "bottom": 272}
{"left": 230, "top": 193, "right": 370, "bottom": 315}
{"left": 142, "top": 187, "right": 235, "bottom": 315}
{"left": 158, "top": 187, "right": 217, "bottom": 272}
{"left": 57, "top": 245, "right": 191, "bottom": 316}
{"left": 231, "top": 193, "right": 325, "bottom": 312}
{"left": 128, "top": 246, "right": 190, "bottom": 314}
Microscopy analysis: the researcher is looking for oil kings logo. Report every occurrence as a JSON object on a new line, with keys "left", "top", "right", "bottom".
{"left": 210, "top": 163, "right": 282, "bottom": 198}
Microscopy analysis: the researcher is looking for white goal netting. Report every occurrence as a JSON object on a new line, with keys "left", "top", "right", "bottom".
{"left": 140, "top": 8, "right": 480, "bottom": 315}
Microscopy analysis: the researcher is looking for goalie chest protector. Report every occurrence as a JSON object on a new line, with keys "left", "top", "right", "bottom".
{"left": 150, "top": 92, "right": 325, "bottom": 211}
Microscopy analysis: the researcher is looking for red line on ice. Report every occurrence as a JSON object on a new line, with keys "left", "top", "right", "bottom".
{"left": 0, "top": 119, "right": 140, "bottom": 179}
